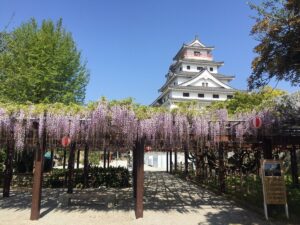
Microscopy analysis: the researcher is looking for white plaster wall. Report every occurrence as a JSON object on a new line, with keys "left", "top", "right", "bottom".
{"left": 175, "top": 77, "right": 189, "bottom": 85}
{"left": 181, "top": 63, "right": 218, "bottom": 73}
{"left": 144, "top": 152, "right": 187, "bottom": 170}
{"left": 190, "top": 78, "right": 219, "bottom": 87}
{"left": 171, "top": 90, "right": 228, "bottom": 101}
{"left": 183, "top": 49, "right": 213, "bottom": 61}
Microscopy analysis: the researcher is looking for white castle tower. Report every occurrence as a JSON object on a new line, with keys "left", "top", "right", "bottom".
{"left": 151, "top": 36, "right": 237, "bottom": 109}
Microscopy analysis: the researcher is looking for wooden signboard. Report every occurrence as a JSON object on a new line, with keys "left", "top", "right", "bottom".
{"left": 261, "top": 160, "right": 289, "bottom": 220}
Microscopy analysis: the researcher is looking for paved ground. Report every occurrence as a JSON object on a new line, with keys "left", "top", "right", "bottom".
{"left": 0, "top": 171, "right": 289, "bottom": 225}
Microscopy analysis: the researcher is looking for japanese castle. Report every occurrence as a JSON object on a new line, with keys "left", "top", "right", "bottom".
{"left": 151, "top": 36, "right": 237, "bottom": 109}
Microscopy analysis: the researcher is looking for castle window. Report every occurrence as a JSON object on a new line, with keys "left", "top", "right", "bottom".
{"left": 197, "top": 66, "right": 203, "bottom": 71}
{"left": 179, "top": 67, "right": 182, "bottom": 71}
{"left": 187, "top": 65, "right": 190, "bottom": 70}
{"left": 183, "top": 92, "right": 189, "bottom": 97}
{"left": 194, "top": 51, "right": 201, "bottom": 56}
{"left": 198, "top": 93, "right": 204, "bottom": 98}
{"left": 213, "top": 94, "right": 219, "bottom": 99}
{"left": 227, "top": 95, "right": 233, "bottom": 99}
{"left": 210, "top": 67, "right": 214, "bottom": 71}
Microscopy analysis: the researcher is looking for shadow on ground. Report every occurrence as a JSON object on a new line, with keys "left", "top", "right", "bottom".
{"left": 0, "top": 171, "right": 282, "bottom": 224}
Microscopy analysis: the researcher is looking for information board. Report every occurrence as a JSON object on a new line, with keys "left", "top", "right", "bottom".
{"left": 261, "top": 160, "right": 289, "bottom": 220}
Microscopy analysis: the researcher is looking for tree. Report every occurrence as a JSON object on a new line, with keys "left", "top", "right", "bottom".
{"left": 248, "top": 0, "right": 300, "bottom": 90}
{"left": 209, "top": 86, "right": 286, "bottom": 114}
{"left": 0, "top": 18, "right": 89, "bottom": 104}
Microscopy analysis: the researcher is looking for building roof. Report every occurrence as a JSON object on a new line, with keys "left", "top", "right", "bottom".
{"left": 173, "top": 37, "right": 215, "bottom": 60}
{"left": 159, "top": 71, "right": 235, "bottom": 92}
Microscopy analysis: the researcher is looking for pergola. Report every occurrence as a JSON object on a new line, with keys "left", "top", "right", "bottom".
{"left": 1, "top": 100, "right": 299, "bottom": 220}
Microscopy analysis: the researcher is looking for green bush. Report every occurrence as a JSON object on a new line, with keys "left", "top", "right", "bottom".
{"left": 45, "top": 166, "right": 130, "bottom": 188}
{"left": 0, "top": 148, "right": 5, "bottom": 172}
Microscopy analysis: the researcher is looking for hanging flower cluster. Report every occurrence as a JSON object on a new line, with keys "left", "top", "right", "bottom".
{"left": 0, "top": 100, "right": 282, "bottom": 152}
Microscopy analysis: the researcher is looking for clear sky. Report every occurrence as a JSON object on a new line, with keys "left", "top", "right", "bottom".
{"left": 1, "top": 0, "right": 298, "bottom": 105}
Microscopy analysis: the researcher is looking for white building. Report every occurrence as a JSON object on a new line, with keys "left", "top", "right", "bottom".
{"left": 151, "top": 36, "right": 237, "bottom": 109}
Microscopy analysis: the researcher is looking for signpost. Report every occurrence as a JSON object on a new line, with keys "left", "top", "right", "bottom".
{"left": 261, "top": 160, "right": 289, "bottom": 220}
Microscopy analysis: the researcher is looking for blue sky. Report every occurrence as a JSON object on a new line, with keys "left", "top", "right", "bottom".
{"left": 1, "top": 0, "right": 298, "bottom": 105}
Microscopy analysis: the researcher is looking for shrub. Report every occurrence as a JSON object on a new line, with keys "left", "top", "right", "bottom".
{"left": 45, "top": 166, "right": 130, "bottom": 188}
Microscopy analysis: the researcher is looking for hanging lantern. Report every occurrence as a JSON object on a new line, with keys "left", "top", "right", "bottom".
{"left": 61, "top": 136, "right": 71, "bottom": 147}
{"left": 252, "top": 116, "right": 262, "bottom": 128}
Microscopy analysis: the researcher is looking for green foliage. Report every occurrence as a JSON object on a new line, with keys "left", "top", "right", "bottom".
{"left": 0, "top": 148, "right": 5, "bottom": 171}
{"left": 14, "top": 151, "right": 34, "bottom": 173}
{"left": 248, "top": 0, "right": 300, "bottom": 89}
{"left": 172, "top": 100, "right": 207, "bottom": 117}
{"left": 0, "top": 18, "right": 89, "bottom": 104}
{"left": 209, "top": 87, "right": 286, "bottom": 114}
{"left": 89, "top": 151, "right": 100, "bottom": 165}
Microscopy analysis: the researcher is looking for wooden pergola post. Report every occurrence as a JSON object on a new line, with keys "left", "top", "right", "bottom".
{"left": 184, "top": 144, "right": 189, "bottom": 176}
{"left": 67, "top": 142, "right": 76, "bottom": 194}
{"left": 103, "top": 147, "right": 107, "bottom": 168}
{"left": 166, "top": 151, "right": 169, "bottom": 172}
{"left": 83, "top": 142, "right": 89, "bottom": 188}
{"left": 174, "top": 148, "right": 178, "bottom": 172}
{"left": 169, "top": 149, "right": 173, "bottom": 174}
{"left": 76, "top": 149, "right": 80, "bottom": 169}
{"left": 135, "top": 137, "right": 145, "bottom": 219}
{"left": 30, "top": 119, "right": 46, "bottom": 220}
{"left": 63, "top": 147, "right": 67, "bottom": 170}
{"left": 218, "top": 142, "right": 225, "bottom": 193}
{"left": 263, "top": 138, "right": 273, "bottom": 159}
{"left": 133, "top": 146, "right": 137, "bottom": 198}
{"left": 290, "top": 145, "right": 299, "bottom": 187}
{"left": 3, "top": 119, "right": 15, "bottom": 198}
{"left": 107, "top": 148, "right": 110, "bottom": 167}
{"left": 50, "top": 149, "right": 54, "bottom": 170}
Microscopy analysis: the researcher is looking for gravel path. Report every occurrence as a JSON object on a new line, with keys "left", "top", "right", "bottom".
{"left": 0, "top": 171, "right": 288, "bottom": 225}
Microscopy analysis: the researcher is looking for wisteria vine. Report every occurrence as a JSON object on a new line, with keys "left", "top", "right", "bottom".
{"left": 0, "top": 99, "right": 283, "bottom": 152}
